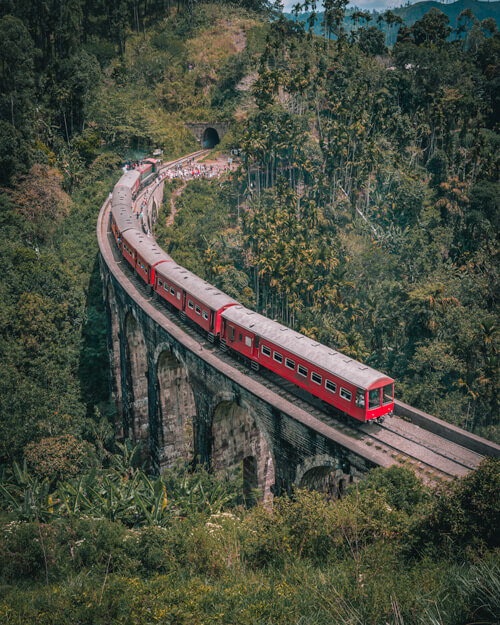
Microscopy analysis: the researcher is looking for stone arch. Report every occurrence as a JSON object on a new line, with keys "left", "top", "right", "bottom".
{"left": 203, "top": 127, "right": 220, "bottom": 149}
{"left": 295, "top": 454, "right": 352, "bottom": 498}
{"left": 123, "top": 311, "right": 149, "bottom": 456}
{"left": 105, "top": 276, "right": 123, "bottom": 431}
{"left": 155, "top": 348, "right": 196, "bottom": 470}
{"left": 211, "top": 399, "right": 274, "bottom": 505}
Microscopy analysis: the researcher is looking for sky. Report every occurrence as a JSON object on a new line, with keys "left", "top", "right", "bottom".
{"left": 282, "top": 0, "right": 423, "bottom": 12}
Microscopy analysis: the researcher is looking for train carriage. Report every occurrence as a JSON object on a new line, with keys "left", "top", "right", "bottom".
{"left": 221, "top": 306, "right": 394, "bottom": 423}
{"left": 137, "top": 158, "right": 159, "bottom": 187}
{"left": 122, "top": 230, "right": 170, "bottom": 284}
{"left": 110, "top": 206, "right": 140, "bottom": 247}
{"left": 155, "top": 263, "right": 238, "bottom": 339}
{"left": 115, "top": 169, "right": 141, "bottom": 197}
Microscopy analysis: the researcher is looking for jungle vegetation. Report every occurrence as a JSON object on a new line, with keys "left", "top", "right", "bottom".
{"left": 0, "top": 1, "right": 498, "bottom": 622}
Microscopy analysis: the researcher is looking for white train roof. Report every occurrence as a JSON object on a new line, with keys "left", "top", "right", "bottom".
{"left": 156, "top": 262, "right": 238, "bottom": 311}
{"left": 111, "top": 180, "right": 139, "bottom": 234}
{"left": 123, "top": 230, "right": 171, "bottom": 266}
{"left": 112, "top": 206, "right": 140, "bottom": 234}
{"left": 115, "top": 170, "right": 140, "bottom": 190}
{"left": 221, "top": 306, "right": 393, "bottom": 390}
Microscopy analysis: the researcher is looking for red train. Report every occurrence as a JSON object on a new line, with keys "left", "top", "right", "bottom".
{"left": 109, "top": 164, "right": 394, "bottom": 424}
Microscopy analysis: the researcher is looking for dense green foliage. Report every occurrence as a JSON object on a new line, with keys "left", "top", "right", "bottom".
{"left": 0, "top": 2, "right": 268, "bottom": 467}
{"left": 0, "top": 456, "right": 499, "bottom": 623}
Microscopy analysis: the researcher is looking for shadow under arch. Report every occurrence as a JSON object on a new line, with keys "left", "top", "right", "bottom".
{"left": 155, "top": 348, "right": 196, "bottom": 470}
{"left": 299, "top": 465, "right": 352, "bottom": 499}
{"left": 211, "top": 400, "right": 274, "bottom": 505}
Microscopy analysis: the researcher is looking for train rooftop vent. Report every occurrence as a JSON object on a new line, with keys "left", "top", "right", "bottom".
{"left": 329, "top": 351, "right": 338, "bottom": 355}
{"left": 359, "top": 366, "right": 368, "bottom": 370}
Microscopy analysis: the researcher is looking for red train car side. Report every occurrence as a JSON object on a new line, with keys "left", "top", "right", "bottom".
{"left": 221, "top": 306, "right": 394, "bottom": 423}
{"left": 155, "top": 262, "right": 238, "bottom": 340}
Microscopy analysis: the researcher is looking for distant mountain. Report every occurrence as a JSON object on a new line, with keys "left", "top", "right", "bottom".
{"left": 393, "top": 0, "right": 500, "bottom": 26}
{"left": 286, "top": 0, "right": 500, "bottom": 44}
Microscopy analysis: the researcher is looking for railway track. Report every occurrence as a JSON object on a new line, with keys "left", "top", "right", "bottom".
{"left": 98, "top": 149, "right": 497, "bottom": 487}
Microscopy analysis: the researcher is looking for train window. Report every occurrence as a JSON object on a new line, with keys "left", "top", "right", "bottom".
{"left": 195, "top": 306, "right": 201, "bottom": 315}
{"left": 273, "top": 352, "right": 283, "bottom": 364}
{"left": 158, "top": 280, "right": 163, "bottom": 287}
{"left": 245, "top": 336, "right": 252, "bottom": 348}
{"left": 188, "top": 300, "right": 194, "bottom": 309}
{"left": 285, "top": 358, "right": 295, "bottom": 370}
{"left": 298, "top": 364, "right": 308, "bottom": 377}
{"left": 255, "top": 336, "right": 260, "bottom": 349}
{"left": 261, "top": 345, "right": 271, "bottom": 357}
{"left": 325, "top": 380, "right": 336, "bottom": 393}
{"left": 177, "top": 291, "right": 181, "bottom": 300}
{"left": 202, "top": 311, "right": 208, "bottom": 321}
{"left": 356, "top": 389, "right": 366, "bottom": 408}
{"left": 340, "top": 388, "right": 352, "bottom": 402}
{"left": 170, "top": 286, "right": 175, "bottom": 295}
{"left": 239, "top": 333, "right": 242, "bottom": 342}
{"left": 228, "top": 325, "right": 235, "bottom": 341}
{"left": 311, "top": 372, "right": 322, "bottom": 385}
{"left": 369, "top": 388, "right": 381, "bottom": 409}
{"left": 383, "top": 384, "right": 393, "bottom": 405}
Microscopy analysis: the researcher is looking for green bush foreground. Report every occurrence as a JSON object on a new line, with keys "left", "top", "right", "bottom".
{"left": 0, "top": 455, "right": 498, "bottom": 625}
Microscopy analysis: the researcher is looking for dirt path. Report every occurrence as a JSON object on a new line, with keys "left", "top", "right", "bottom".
{"left": 166, "top": 182, "right": 187, "bottom": 227}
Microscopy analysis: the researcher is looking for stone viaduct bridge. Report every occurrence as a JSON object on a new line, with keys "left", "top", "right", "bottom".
{"left": 97, "top": 156, "right": 499, "bottom": 503}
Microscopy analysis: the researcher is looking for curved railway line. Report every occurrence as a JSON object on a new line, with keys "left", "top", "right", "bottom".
{"left": 98, "top": 149, "right": 499, "bottom": 488}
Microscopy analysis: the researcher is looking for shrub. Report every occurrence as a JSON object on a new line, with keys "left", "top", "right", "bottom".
{"left": 408, "top": 457, "right": 500, "bottom": 557}
{"left": 24, "top": 435, "right": 94, "bottom": 482}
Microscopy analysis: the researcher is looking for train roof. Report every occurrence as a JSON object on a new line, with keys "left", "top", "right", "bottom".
{"left": 115, "top": 169, "right": 141, "bottom": 190}
{"left": 123, "top": 230, "right": 171, "bottom": 266}
{"left": 112, "top": 204, "right": 140, "bottom": 235}
{"left": 156, "top": 262, "right": 238, "bottom": 311}
{"left": 221, "top": 306, "right": 394, "bottom": 390}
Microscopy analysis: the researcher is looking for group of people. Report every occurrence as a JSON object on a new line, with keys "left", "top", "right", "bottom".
{"left": 127, "top": 155, "right": 238, "bottom": 237}
{"left": 158, "top": 157, "right": 234, "bottom": 182}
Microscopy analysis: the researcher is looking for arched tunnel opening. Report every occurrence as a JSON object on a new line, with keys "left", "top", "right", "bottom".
{"left": 203, "top": 127, "right": 220, "bottom": 149}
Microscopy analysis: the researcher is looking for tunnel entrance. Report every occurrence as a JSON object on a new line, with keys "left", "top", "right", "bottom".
{"left": 203, "top": 127, "right": 220, "bottom": 149}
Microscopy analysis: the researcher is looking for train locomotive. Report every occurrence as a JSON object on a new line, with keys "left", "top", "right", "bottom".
{"left": 109, "top": 162, "right": 395, "bottom": 424}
